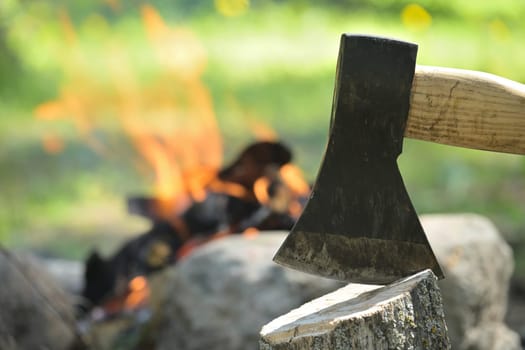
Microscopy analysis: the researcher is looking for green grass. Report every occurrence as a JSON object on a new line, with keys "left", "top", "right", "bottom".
{"left": 1, "top": 2, "right": 525, "bottom": 276}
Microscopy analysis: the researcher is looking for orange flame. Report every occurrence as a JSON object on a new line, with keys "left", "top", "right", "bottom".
{"left": 35, "top": 6, "right": 223, "bottom": 215}
{"left": 207, "top": 178, "right": 253, "bottom": 201}
{"left": 279, "top": 164, "right": 310, "bottom": 218}
{"left": 250, "top": 163, "right": 311, "bottom": 218}
{"left": 33, "top": 6, "right": 312, "bottom": 245}
{"left": 33, "top": 9, "right": 108, "bottom": 155}
{"left": 248, "top": 119, "right": 278, "bottom": 142}
{"left": 106, "top": 44, "right": 190, "bottom": 212}
{"left": 132, "top": 6, "right": 222, "bottom": 213}
{"left": 34, "top": 101, "right": 66, "bottom": 121}
{"left": 242, "top": 227, "right": 259, "bottom": 239}
{"left": 101, "top": 6, "right": 224, "bottom": 221}
{"left": 253, "top": 176, "right": 271, "bottom": 204}
{"left": 279, "top": 164, "right": 310, "bottom": 196}
{"left": 124, "top": 276, "right": 150, "bottom": 309}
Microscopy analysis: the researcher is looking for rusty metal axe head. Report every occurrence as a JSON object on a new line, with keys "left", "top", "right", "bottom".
{"left": 273, "top": 34, "right": 443, "bottom": 284}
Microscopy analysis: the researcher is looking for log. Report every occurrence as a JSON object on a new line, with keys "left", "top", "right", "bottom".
{"left": 259, "top": 269, "right": 450, "bottom": 350}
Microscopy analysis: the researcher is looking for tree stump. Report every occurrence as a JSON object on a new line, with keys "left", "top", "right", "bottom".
{"left": 259, "top": 269, "right": 450, "bottom": 350}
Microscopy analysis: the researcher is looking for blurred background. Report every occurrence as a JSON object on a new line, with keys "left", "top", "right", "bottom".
{"left": 0, "top": 0, "right": 524, "bottom": 280}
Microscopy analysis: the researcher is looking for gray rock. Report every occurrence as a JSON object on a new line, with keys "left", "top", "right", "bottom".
{"left": 151, "top": 214, "right": 520, "bottom": 350}
{"left": 153, "top": 233, "right": 342, "bottom": 350}
{"left": 462, "top": 322, "right": 521, "bottom": 350}
{"left": 422, "top": 214, "right": 521, "bottom": 350}
{"left": 259, "top": 269, "right": 450, "bottom": 350}
{"left": 38, "top": 257, "right": 84, "bottom": 295}
{"left": 0, "top": 247, "right": 80, "bottom": 350}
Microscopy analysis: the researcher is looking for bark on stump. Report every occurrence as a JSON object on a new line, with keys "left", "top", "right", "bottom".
{"left": 259, "top": 269, "right": 450, "bottom": 350}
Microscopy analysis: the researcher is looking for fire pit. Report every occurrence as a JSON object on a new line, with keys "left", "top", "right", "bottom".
{"left": 78, "top": 141, "right": 311, "bottom": 328}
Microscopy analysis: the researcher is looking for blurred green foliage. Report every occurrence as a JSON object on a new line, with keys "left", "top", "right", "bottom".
{"left": 1, "top": 0, "right": 525, "bottom": 276}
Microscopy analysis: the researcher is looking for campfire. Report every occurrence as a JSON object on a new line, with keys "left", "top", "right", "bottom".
{"left": 80, "top": 140, "right": 310, "bottom": 318}
{"left": 30, "top": 4, "right": 311, "bottom": 322}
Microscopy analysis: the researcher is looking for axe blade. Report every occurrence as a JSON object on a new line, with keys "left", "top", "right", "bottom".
{"left": 273, "top": 34, "right": 443, "bottom": 284}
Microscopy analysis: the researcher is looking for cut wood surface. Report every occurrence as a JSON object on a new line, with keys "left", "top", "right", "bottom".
{"left": 259, "top": 269, "right": 450, "bottom": 350}
{"left": 406, "top": 65, "right": 525, "bottom": 155}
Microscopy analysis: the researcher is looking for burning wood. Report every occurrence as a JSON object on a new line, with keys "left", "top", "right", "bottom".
{"left": 80, "top": 141, "right": 310, "bottom": 317}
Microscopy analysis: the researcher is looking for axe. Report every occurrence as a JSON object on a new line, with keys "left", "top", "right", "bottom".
{"left": 274, "top": 34, "right": 525, "bottom": 284}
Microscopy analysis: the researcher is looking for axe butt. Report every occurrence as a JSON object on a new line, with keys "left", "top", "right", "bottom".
{"left": 406, "top": 65, "right": 525, "bottom": 155}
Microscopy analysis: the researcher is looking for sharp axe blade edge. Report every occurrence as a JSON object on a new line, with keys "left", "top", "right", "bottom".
{"left": 273, "top": 34, "right": 444, "bottom": 283}
{"left": 273, "top": 230, "right": 443, "bottom": 284}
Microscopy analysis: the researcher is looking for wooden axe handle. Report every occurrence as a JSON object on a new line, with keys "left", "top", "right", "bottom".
{"left": 406, "top": 65, "right": 525, "bottom": 155}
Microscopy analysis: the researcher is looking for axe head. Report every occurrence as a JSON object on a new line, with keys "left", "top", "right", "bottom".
{"left": 273, "top": 34, "right": 443, "bottom": 284}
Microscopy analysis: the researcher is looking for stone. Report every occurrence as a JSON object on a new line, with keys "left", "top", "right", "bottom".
{"left": 149, "top": 213, "right": 519, "bottom": 350}
{"left": 152, "top": 233, "right": 343, "bottom": 350}
{"left": 0, "top": 247, "right": 81, "bottom": 350}
{"left": 259, "top": 269, "right": 449, "bottom": 350}
{"left": 462, "top": 322, "right": 521, "bottom": 350}
{"left": 38, "top": 257, "right": 84, "bottom": 295}
{"left": 421, "top": 214, "right": 520, "bottom": 350}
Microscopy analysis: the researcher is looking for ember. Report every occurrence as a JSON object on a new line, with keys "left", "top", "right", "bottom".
{"left": 125, "top": 276, "right": 150, "bottom": 310}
